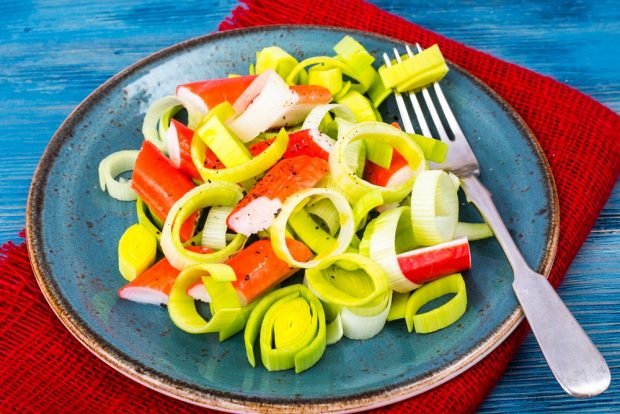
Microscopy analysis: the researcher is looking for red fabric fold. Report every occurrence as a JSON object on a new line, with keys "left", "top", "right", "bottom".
{"left": 1, "top": 0, "right": 619, "bottom": 413}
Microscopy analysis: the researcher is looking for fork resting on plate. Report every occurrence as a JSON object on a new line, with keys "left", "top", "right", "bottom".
{"left": 384, "top": 44, "right": 610, "bottom": 398}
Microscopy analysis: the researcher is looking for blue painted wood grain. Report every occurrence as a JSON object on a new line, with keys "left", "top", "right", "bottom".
{"left": 0, "top": 0, "right": 617, "bottom": 412}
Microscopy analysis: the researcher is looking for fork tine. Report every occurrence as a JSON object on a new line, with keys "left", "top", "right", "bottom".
{"left": 393, "top": 47, "right": 432, "bottom": 137}
{"left": 432, "top": 80, "right": 467, "bottom": 140}
{"left": 410, "top": 44, "right": 450, "bottom": 142}
{"left": 382, "top": 52, "right": 415, "bottom": 134}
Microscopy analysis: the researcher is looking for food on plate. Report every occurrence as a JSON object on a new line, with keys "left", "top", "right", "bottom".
{"left": 98, "top": 35, "right": 492, "bottom": 373}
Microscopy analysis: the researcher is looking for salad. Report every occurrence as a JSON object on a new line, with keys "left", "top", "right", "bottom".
{"left": 98, "top": 36, "right": 493, "bottom": 374}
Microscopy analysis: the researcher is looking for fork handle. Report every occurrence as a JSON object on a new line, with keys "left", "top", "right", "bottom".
{"left": 460, "top": 175, "right": 610, "bottom": 398}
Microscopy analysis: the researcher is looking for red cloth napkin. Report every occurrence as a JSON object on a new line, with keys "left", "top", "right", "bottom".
{"left": 2, "top": 0, "right": 619, "bottom": 412}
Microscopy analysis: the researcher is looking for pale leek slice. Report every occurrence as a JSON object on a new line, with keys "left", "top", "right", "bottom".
{"left": 326, "top": 313, "right": 344, "bottom": 345}
{"left": 98, "top": 150, "right": 139, "bottom": 201}
{"left": 142, "top": 95, "right": 204, "bottom": 153}
{"left": 455, "top": 221, "right": 494, "bottom": 241}
{"left": 405, "top": 273, "right": 467, "bottom": 333}
{"left": 330, "top": 121, "right": 427, "bottom": 204}
{"left": 201, "top": 205, "right": 235, "bottom": 250}
{"left": 305, "top": 197, "right": 341, "bottom": 236}
{"left": 365, "top": 206, "right": 420, "bottom": 293}
{"left": 340, "top": 290, "right": 391, "bottom": 340}
{"left": 270, "top": 188, "right": 355, "bottom": 269}
{"left": 160, "top": 181, "right": 246, "bottom": 270}
{"left": 410, "top": 170, "right": 459, "bottom": 246}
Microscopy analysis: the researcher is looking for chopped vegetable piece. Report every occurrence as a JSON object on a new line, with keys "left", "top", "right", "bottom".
{"left": 270, "top": 188, "right": 355, "bottom": 269}
{"left": 159, "top": 181, "right": 246, "bottom": 270}
{"left": 118, "top": 224, "right": 157, "bottom": 281}
{"left": 330, "top": 121, "right": 427, "bottom": 204}
{"left": 98, "top": 150, "right": 139, "bottom": 201}
{"left": 131, "top": 140, "right": 198, "bottom": 241}
{"left": 244, "top": 284, "right": 326, "bottom": 373}
{"left": 304, "top": 253, "right": 389, "bottom": 308}
{"left": 227, "top": 155, "right": 329, "bottom": 236}
{"left": 410, "top": 170, "right": 459, "bottom": 246}
{"left": 405, "top": 273, "right": 467, "bottom": 333}
{"left": 378, "top": 44, "right": 449, "bottom": 92}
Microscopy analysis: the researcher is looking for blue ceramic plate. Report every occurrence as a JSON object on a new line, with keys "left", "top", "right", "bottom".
{"left": 27, "top": 26, "right": 558, "bottom": 412}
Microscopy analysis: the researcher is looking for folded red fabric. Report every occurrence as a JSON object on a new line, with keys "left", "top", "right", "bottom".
{"left": 1, "top": 0, "right": 619, "bottom": 413}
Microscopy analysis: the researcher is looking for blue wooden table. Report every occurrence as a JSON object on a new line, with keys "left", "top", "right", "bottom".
{"left": 1, "top": 1, "right": 618, "bottom": 412}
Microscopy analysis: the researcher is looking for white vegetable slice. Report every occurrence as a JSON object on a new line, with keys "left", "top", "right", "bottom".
{"left": 98, "top": 150, "right": 139, "bottom": 201}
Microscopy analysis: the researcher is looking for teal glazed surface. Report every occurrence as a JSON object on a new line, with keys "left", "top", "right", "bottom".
{"left": 27, "top": 26, "right": 557, "bottom": 412}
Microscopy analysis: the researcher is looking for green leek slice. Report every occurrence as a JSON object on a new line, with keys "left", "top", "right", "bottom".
{"left": 191, "top": 128, "right": 289, "bottom": 184}
{"left": 136, "top": 197, "right": 163, "bottom": 241}
{"left": 168, "top": 263, "right": 247, "bottom": 335}
{"left": 244, "top": 284, "right": 326, "bottom": 373}
{"left": 255, "top": 46, "right": 300, "bottom": 82}
{"left": 378, "top": 44, "right": 449, "bottom": 92}
{"left": 387, "top": 291, "right": 410, "bottom": 321}
{"left": 270, "top": 188, "right": 355, "bottom": 269}
{"left": 196, "top": 115, "right": 251, "bottom": 168}
{"left": 330, "top": 121, "right": 427, "bottom": 204}
{"left": 288, "top": 208, "right": 338, "bottom": 255}
{"left": 308, "top": 66, "right": 343, "bottom": 95}
{"left": 160, "top": 181, "right": 246, "bottom": 270}
{"left": 405, "top": 273, "right": 467, "bottom": 333}
{"left": 352, "top": 190, "right": 383, "bottom": 231}
{"left": 305, "top": 197, "right": 341, "bottom": 236}
{"left": 304, "top": 253, "right": 389, "bottom": 308}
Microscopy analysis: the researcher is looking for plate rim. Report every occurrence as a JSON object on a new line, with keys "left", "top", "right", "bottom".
{"left": 26, "top": 24, "right": 559, "bottom": 413}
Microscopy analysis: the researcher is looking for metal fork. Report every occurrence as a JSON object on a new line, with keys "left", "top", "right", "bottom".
{"left": 385, "top": 45, "right": 610, "bottom": 398}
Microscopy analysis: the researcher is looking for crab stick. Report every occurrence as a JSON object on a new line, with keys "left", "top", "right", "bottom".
{"left": 187, "top": 239, "right": 313, "bottom": 305}
{"left": 228, "top": 70, "right": 332, "bottom": 142}
{"left": 364, "top": 150, "right": 414, "bottom": 187}
{"left": 119, "top": 246, "right": 211, "bottom": 305}
{"left": 131, "top": 140, "right": 197, "bottom": 241}
{"left": 176, "top": 75, "right": 257, "bottom": 114}
{"left": 227, "top": 155, "right": 329, "bottom": 236}
{"left": 165, "top": 119, "right": 202, "bottom": 181}
{"left": 396, "top": 237, "right": 471, "bottom": 284}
